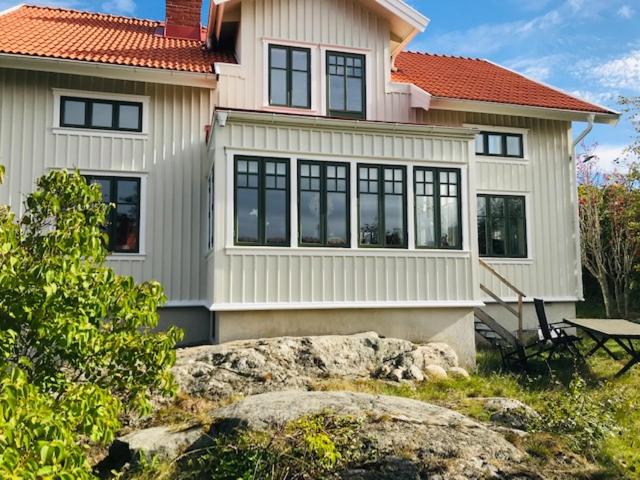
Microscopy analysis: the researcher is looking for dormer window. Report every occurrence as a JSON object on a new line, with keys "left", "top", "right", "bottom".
{"left": 327, "top": 52, "right": 365, "bottom": 119}
{"left": 268, "top": 45, "right": 311, "bottom": 109}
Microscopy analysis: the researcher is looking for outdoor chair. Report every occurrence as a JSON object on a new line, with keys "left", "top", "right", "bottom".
{"left": 532, "top": 298, "right": 583, "bottom": 360}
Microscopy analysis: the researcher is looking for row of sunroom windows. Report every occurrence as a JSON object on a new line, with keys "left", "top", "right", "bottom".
{"left": 234, "top": 156, "right": 528, "bottom": 258}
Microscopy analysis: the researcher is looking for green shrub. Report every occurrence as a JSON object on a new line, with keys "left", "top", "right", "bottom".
{"left": 0, "top": 169, "right": 183, "bottom": 478}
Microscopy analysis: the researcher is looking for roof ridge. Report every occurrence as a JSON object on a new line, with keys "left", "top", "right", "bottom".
{"left": 401, "top": 50, "right": 483, "bottom": 62}
{"left": 21, "top": 3, "right": 162, "bottom": 25}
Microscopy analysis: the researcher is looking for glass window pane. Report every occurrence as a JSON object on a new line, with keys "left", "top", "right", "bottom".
{"left": 488, "top": 134, "right": 503, "bottom": 155}
{"left": 270, "top": 47, "right": 287, "bottom": 69}
{"left": 416, "top": 196, "right": 435, "bottom": 248}
{"left": 384, "top": 195, "right": 404, "bottom": 246}
{"left": 291, "top": 71, "right": 309, "bottom": 108}
{"left": 118, "top": 104, "right": 141, "bottom": 130}
{"left": 292, "top": 50, "right": 308, "bottom": 71}
{"left": 329, "top": 75, "right": 345, "bottom": 111}
{"left": 359, "top": 193, "right": 379, "bottom": 245}
{"left": 300, "top": 191, "right": 321, "bottom": 244}
{"left": 327, "top": 192, "right": 348, "bottom": 247}
{"left": 478, "top": 215, "right": 487, "bottom": 256}
{"left": 113, "top": 204, "right": 139, "bottom": 252}
{"left": 92, "top": 102, "right": 113, "bottom": 128}
{"left": 270, "top": 69, "right": 287, "bottom": 105}
{"left": 490, "top": 216, "right": 506, "bottom": 256}
{"left": 506, "top": 135, "right": 523, "bottom": 157}
{"left": 265, "top": 190, "right": 288, "bottom": 245}
{"left": 116, "top": 180, "right": 139, "bottom": 203}
{"left": 236, "top": 188, "right": 259, "bottom": 243}
{"left": 89, "top": 178, "right": 111, "bottom": 203}
{"left": 475, "top": 134, "right": 485, "bottom": 154}
{"left": 63, "top": 99, "right": 86, "bottom": 126}
{"left": 346, "top": 76, "right": 363, "bottom": 112}
{"left": 440, "top": 197, "right": 460, "bottom": 248}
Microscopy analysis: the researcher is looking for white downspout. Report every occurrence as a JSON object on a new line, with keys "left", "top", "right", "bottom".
{"left": 571, "top": 113, "right": 595, "bottom": 305}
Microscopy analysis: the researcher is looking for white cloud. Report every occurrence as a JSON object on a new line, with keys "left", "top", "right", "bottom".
{"left": 101, "top": 0, "right": 135, "bottom": 15}
{"left": 617, "top": 5, "right": 635, "bottom": 19}
{"left": 590, "top": 144, "right": 633, "bottom": 172}
{"left": 570, "top": 89, "right": 621, "bottom": 106}
{"left": 506, "top": 55, "right": 565, "bottom": 82}
{"left": 586, "top": 50, "right": 640, "bottom": 90}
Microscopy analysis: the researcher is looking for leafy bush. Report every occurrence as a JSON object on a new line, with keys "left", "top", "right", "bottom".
{"left": 0, "top": 169, "right": 183, "bottom": 478}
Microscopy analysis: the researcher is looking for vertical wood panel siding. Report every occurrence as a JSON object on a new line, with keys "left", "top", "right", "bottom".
{"left": 215, "top": 0, "right": 414, "bottom": 122}
{"left": 0, "top": 68, "right": 214, "bottom": 302}
{"left": 417, "top": 109, "right": 579, "bottom": 301}
{"left": 209, "top": 117, "right": 477, "bottom": 307}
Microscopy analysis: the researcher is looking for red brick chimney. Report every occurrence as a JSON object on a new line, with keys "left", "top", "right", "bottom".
{"left": 165, "top": 0, "right": 203, "bottom": 40}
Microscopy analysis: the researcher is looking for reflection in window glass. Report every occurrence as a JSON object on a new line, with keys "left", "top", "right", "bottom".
{"left": 118, "top": 104, "right": 141, "bottom": 130}
{"left": 506, "top": 135, "right": 523, "bottom": 157}
{"left": 478, "top": 194, "right": 527, "bottom": 257}
{"left": 92, "top": 102, "right": 113, "bottom": 128}
{"left": 476, "top": 132, "right": 524, "bottom": 158}
{"left": 269, "top": 45, "right": 310, "bottom": 109}
{"left": 63, "top": 99, "right": 86, "bottom": 126}
{"left": 327, "top": 52, "right": 365, "bottom": 118}
{"left": 488, "top": 134, "right": 503, "bottom": 155}
{"left": 358, "top": 165, "right": 405, "bottom": 247}
{"left": 415, "top": 168, "right": 461, "bottom": 249}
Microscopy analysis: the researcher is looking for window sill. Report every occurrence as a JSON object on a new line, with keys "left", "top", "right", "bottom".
{"left": 51, "top": 127, "right": 149, "bottom": 140}
{"left": 108, "top": 254, "right": 147, "bottom": 261}
{"left": 481, "top": 257, "right": 534, "bottom": 264}
{"left": 261, "top": 105, "right": 319, "bottom": 116}
{"left": 225, "top": 246, "right": 471, "bottom": 257}
{"left": 476, "top": 156, "right": 529, "bottom": 164}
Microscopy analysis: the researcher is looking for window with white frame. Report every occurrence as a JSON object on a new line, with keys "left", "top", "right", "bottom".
{"left": 475, "top": 131, "right": 524, "bottom": 158}
{"left": 61, "top": 96, "right": 143, "bottom": 132}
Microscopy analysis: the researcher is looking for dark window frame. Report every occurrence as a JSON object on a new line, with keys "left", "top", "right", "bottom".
{"left": 476, "top": 131, "right": 524, "bottom": 158}
{"left": 357, "top": 164, "right": 407, "bottom": 249}
{"left": 268, "top": 44, "right": 312, "bottom": 109}
{"left": 60, "top": 96, "right": 143, "bottom": 132}
{"left": 85, "top": 175, "right": 142, "bottom": 254}
{"left": 414, "top": 167, "right": 463, "bottom": 250}
{"left": 477, "top": 194, "right": 528, "bottom": 258}
{"left": 326, "top": 51, "right": 366, "bottom": 120}
{"left": 297, "top": 160, "right": 351, "bottom": 248}
{"left": 234, "top": 156, "right": 291, "bottom": 247}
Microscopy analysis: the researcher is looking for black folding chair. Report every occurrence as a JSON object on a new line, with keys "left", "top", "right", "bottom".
{"left": 532, "top": 298, "right": 582, "bottom": 360}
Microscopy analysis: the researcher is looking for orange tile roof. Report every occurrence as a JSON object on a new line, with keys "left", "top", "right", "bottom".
{"left": 0, "top": 5, "right": 235, "bottom": 73}
{"left": 393, "top": 51, "right": 614, "bottom": 115}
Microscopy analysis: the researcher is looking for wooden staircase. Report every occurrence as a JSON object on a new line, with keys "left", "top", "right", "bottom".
{"left": 474, "top": 259, "right": 528, "bottom": 366}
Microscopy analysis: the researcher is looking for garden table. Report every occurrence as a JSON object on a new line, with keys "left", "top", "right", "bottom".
{"left": 564, "top": 318, "right": 640, "bottom": 377}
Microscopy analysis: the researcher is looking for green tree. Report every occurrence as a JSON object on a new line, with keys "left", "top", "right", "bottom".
{"left": 0, "top": 168, "right": 183, "bottom": 479}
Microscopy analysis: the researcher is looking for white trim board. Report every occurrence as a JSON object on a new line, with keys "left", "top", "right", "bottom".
{"left": 208, "top": 300, "right": 484, "bottom": 312}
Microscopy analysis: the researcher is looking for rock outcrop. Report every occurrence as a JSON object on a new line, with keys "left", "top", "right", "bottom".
{"left": 172, "top": 332, "right": 464, "bottom": 400}
{"left": 209, "top": 391, "right": 530, "bottom": 479}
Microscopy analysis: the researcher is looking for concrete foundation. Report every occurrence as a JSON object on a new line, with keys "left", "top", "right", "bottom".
{"left": 157, "top": 307, "right": 212, "bottom": 347}
{"left": 215, "top": 307, "right": 477, "bottom": 368}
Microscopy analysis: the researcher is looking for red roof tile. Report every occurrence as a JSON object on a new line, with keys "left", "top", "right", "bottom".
{"left": 393, "top": 51, "right": 614, "bottom": 115}
{"left": 0, "top": 5, "right": 235, "bottom": 73}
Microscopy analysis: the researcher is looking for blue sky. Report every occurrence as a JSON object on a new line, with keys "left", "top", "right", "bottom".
{"left": 4, "top": 0, "right": 638, "bottom": 166}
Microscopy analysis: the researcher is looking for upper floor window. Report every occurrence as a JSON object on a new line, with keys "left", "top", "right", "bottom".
{"left": 61, "top": 96, "right": 143, "bottom": 132}
{"left": 475, "top": 131, "right": 523, "bottom": 158}
{"left": 298, "top": 161, "right": 350, "bottom": 247}
{"left": 415, "top": 167, "right": 462, "bottom": 249}
{"left": 86, "top": 175, "right": 141, "bottom": 253}
{"left": 269, "top": 45, "right": 311, "bottom": 109}
{"left": 477, "top": 194, "right": 527, "bottom": 258}
{"left": 327, "top": 52, "right": 365, "bottom": 119}
{"left": 235, "top": 156, "right": 290, "bottom": 246}
{"left": 358, "top": 164, "right": 406, "bottom": 248}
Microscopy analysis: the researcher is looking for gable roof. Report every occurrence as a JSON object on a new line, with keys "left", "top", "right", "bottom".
{"left": 0, "top": 5, "right": 235, "bottom": 73}
{"left": 392, "top": 51, "right": 616, "bottom": 116}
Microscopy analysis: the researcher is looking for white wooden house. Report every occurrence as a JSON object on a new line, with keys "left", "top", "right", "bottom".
{"left": 0, "top": 0, "right": 619, "bottom": 365}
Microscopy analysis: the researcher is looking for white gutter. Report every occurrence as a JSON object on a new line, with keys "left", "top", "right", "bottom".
{"left": 573, "top": 113, "right": 595, "bottom": 149}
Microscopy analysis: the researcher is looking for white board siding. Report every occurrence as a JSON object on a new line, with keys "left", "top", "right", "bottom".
{"left": 417, "top": 109, "right": 579, "bottom": 302}
{"left": 216, "top": 0, "right": 414, "bottom": 122}
{"left": 0, "top": 67, "right": 214, "bottom": 302}
{"left": 209, "top": 115, "right": 479, "bottom": 308}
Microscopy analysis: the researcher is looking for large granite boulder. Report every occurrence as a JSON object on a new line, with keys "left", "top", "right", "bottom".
{"left": 172, "top": 332, "right": 462, "bottom": 400}
{"left": 208, "top": 391, "right": 530, "bottom": 479}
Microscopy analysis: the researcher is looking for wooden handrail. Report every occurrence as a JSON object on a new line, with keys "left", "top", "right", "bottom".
{"left": 479, "top": 259, "right": 526, "bottom": 343}
{"left": 479, "top": 259, "right": 526, "bottom": 297}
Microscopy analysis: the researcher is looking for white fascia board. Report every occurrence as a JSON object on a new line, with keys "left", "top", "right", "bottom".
{"left": 0, "top": 3, "right": 24, "bottom": 16}
{"left": 208, "top": 300, "right": 484, "bottom": 312}
{"left": 429, "top": 96, "right": 620, "bottom": 125}
{"left": 218, "top": 109, "right": 477, "bottom": 139}
{"left": 374, "top": 0, "right": 430, "bottom": 31}
{"left": 0, "top": 53, "right": 217, "bottom": 89}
